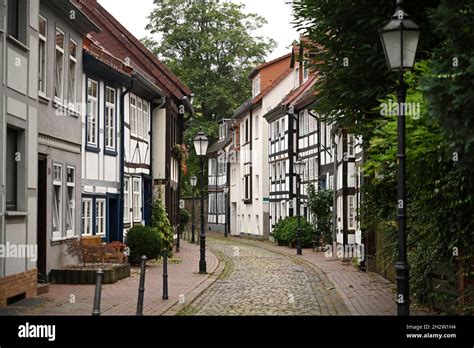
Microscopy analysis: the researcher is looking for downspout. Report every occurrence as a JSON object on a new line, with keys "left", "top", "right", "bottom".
{"left": 150, "top": 95, "right": 167, "bottom": 200}
{"left": 120, "top": 79, "right": 135, "bottom": 242}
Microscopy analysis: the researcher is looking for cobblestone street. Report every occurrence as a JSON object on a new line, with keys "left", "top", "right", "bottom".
{"left": 178, "top": 237, "right": 350, "bottom": 316}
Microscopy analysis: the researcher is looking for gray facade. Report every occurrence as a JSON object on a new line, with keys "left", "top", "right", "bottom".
{"left": 0, "top": 0, "right": 39, "bottom": 303}
{"left": 35, "top": 1, "right": 98, "bottom": 279}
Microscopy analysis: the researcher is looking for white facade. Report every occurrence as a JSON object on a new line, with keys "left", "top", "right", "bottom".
{"left": 235, "top": 71, "right": 294, "bottom": 238}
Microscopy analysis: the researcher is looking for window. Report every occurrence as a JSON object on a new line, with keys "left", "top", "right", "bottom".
{"left": 349, "top": 196, "right": 355, "bottom": 229}
{"left": 309, "top": 158, "right": 314, "bottom": 180}
{"left": 7, "top": 0, "right": 27, "bottom": 44}
{"left": 299, "top": 112, "right": 304, "bottom": 136}
{"left": 68, "top": 40, "right": 77, "bottom": 109}
{"left": 130, "top": 95, "right": 137, "bottom": 134}
{"left": 124, "top": 177, "right": 130, "bottom": 222}
{"left": 348, "top": 135, "right": 355, "bottom": 156}
{"left": 6, "top": 127, "right": 19, "bottom": 211}
{"left": 105, "top": 87, "right": 116, "bottom": 150}
{"left": 87, "top": 79, "right": 99, "bottom": 146}
{"left": 133, "top": 178, "right": 141, "bottom": 222}
{"left": 82, "top": 199, "right": 92, "bottom": 236}
{"left": 96, "top": 199, "right": 106, "bottom": 235}
{"left": 252, "top": 75, "right": 260, "bottom": 98}
{"left": 38, "top": 16, "right": 47, "bottom": 95}
{"left": 52, "top": 164, "right": 63, "bottom": 240}
{"left": 304, "top": 111, "right": 309, "bottom": 135}
{"left": 66, "top": 167, "right": 75, "bottom": 238}
{"left": 294, "top": 66, "right": 300, "bottom": 87}
{"left": 143, "top": 102, "right": 149, "bottom": 139}
{"left": 137, "top": 98, "right": 143, "bottom": 137}
{"left": 54, "top": 28, "right": 65, "bottom": 101}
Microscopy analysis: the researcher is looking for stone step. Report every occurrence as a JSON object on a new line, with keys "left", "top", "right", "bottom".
{"left": 37, "top": 283, "right": 49, "bottom": 295}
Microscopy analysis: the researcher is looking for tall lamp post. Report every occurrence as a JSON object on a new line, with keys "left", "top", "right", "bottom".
{"left": 193, "top": 132, "right": 209, "bottom": 274}
{"left": 294, "top": 159, "right": 306, "bottom": 256}
{"left": 190, "top": 175, "right": 198, "bottom": 244}
{"left": 379, "top": 0, "right": 420, "bottom": 316}
{"left": 223, "top": 186, "right": 229, "bottom": 238}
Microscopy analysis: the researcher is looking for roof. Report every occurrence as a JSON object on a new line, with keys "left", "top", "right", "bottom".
{"left": 207, "top": 120, "right": 233, "bottom": 155}
{"left": 77, "top": 0, "right": 191, "bottom": 104}
{"left": 234, "top": 53, "right": 293, "bottom": 119}
{"left": 83, "top": 34, "right": 133, "bottom": 77}
{"left": 263, "top": 74, "right": 319, "bottom": 122}
{"left": 249, "top": 53, "right": 292, "bottom": 79}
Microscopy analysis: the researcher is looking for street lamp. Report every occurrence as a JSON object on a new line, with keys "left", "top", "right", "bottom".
{"left": 190, "top": 175, "right": 198, "bottom": 244}
{"left": 223, "top": 186, "right": 229, "bottom": 238}
{"left": 379, "top": 0, "right": 420, "bottom": 316}
{"left": 193, "top": 132, "right": 209, "bottom": 274}
{"left": 294, "top": 159, "right": 306, "bottom": 256}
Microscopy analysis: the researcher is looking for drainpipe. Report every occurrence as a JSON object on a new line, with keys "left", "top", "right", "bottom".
{"left": 150, "top": 95, "right": 167, "bottom": 202}
{"left": 120, "top": 79, "right": 135, "bottom": 242}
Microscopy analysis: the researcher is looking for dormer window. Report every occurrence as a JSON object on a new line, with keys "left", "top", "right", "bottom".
{"left": 303, "top": 61, "right": 309, "bottom": 82}
{"left": 252, "top": 74, "right": 261, "bottom": 98}
{"left": 294, "top": 66, "right": 300, "bottom": 87}
{"left": 219, "top": 123, "right": 228, "bottom": 140}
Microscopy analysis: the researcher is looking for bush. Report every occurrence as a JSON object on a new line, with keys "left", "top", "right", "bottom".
{"left": 125, "top": 225, "right": 162, "bottom": 265}
{"left": 272, "top": 216, "right": 315, "bottom": 247}
{"left": 151, "top": 195, "right": 174, "bottom": 251}
{"left": 179, "top": 208, "right": 191, "bottom": 235}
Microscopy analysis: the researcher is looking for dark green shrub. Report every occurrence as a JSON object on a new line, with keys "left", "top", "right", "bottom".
{"left": 272, "top": 216, "right": 315, "bottom": 247}
{"left": 151, "top": 195, "right": 174, "bottom": 251}
{"left": 125, "top": 225, "right": 162, "bottom": 265}
{"left": 179, "top": 208, "right": 191, "bottom": 235}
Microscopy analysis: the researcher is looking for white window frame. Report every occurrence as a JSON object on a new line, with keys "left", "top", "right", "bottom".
{"left": 130, "top": 95, "right": 137, "bottom": 135}
{"left": 349, "top": 196, "right": 355, "bottom": 229}
{"left": 95, "top": 198, "right": 106, "bottom": 236}
{"left": 252, "top": 74, "right": 260, "bottom": 98}
{"left": 137, "top": 98, "right": 143, "bottom": 138}
{"left": 105, "top": 87, "right": 116, "bottom": 150}
{"left": 132, "top": 178, "right": 141, "bottom": 223}
{"left": 143, "top": 101, "right": 149, "bottom": 140}
{"left": 52, "top": 164, "right": 63, "bottom": 240}
{"left": 38, "top": 15, "right": 47, "bottom": 96}
{"left": 82, "top": 198, "right": 93, "bottom": 236}
{"left": 124, "top": 177, "right": 130, "bottom": 222}
{"left": 66, "top": 166, "right": 75, "bottom": 238}
{"left": 54, "top": 27, "right": 65, "bottom": 102}
{"left": 254, "top": 115, "right": 259, "bottom": 140}
{"left": 68, "top": 39, "right": 77, "bottom": 110}
{"left": 87, "top": 79, "right": 99, "bottom": 146}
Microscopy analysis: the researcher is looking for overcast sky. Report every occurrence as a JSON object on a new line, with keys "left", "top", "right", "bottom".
{"left": 97, "top": 0, "right": 299, "bottom": 60}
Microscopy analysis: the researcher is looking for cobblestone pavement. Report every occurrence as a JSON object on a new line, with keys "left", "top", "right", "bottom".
{"left": 178, "top": 237, "right": 350, "bottom": 316}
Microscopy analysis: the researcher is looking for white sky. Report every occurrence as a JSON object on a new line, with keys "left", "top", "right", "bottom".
{"left": 97, "top": 0, "right": 299, "bottom": 60}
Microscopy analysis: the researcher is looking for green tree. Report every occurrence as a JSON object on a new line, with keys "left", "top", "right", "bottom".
{"left": 307, "top": 184, "right": 333, "bottom": 245}
{"left": 291, "top": 0, "right": 440, "bottom": 139}
{"left": 144, "top": 0, "right": 276, "bottom": 120}
{"left": 151, "top": 194, "right": 174, "bottom": 251}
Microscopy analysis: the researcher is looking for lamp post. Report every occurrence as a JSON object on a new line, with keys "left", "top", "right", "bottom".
{"left": 193, "top": 132, "right": 209, "bottom": 274}
{"left": 379, "top": 0, "right": 420, "bottom": 316}
{"left": 294, "top": 159, "right": 306, "bottom": 256}
{"left": 223, "top": 186, "right": 229, "bottom": 238}
{"left": 190, "top": 175, "right": 197, "bottom": 244}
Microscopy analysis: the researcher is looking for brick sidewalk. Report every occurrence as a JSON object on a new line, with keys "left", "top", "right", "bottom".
{"left": 209, "top": 233, "right": 431, "bottom": 316}
{"left": 0, "top": 240, "right": 219, "bottom": 316}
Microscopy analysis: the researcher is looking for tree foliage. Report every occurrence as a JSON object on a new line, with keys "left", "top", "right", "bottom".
{"left": 144, "top": 0, "right": 276, "bottom": 120}
{"left": 307, "top": 184, "right": 333, "bottom": 245}
{"left": 293, "top": 0, "right": 474, "bottom": 312}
